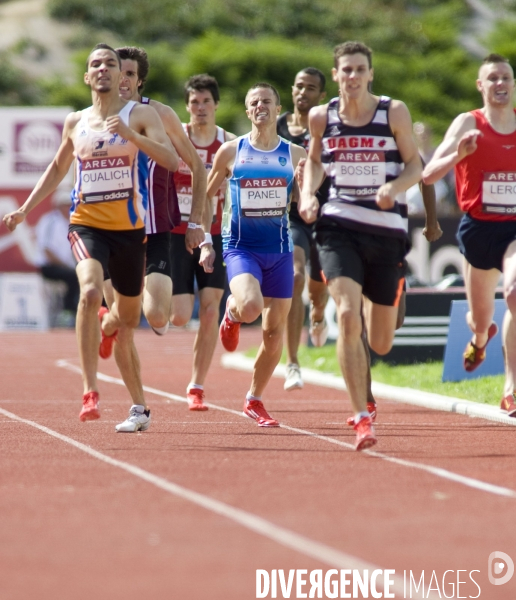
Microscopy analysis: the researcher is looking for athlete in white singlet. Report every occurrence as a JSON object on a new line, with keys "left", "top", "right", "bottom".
{"left": 3, "top": 43, "right": 180, "bottom": 432}
{"left": 300, "top": 42, "right": 422, "bottom": 450}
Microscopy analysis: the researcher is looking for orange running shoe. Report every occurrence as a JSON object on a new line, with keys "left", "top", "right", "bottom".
{"left": 501, "top": 393, "right": 516, "bottom": 417}
{"left": 79, "top": 391, "right": 100, "bottom": 422}
{"left": 354, "top": 415, "right": 377, "bottom": 451}
{"left": 98, "top": 306, "right": 118, "bottom": 359}
{"left": 187, "top": 388, "right": 208, "bottom": 411}
{"left": 243, "top": 399, "right": 279, "bottom": 427}
{"left": 347, "top": 401, "right": 377, "bottom": 426}
{"left": 219, "top": 296, "right": 240, "bottom": 352}
{"left": 463, "top": 322, "right": 498, "bottom": 372}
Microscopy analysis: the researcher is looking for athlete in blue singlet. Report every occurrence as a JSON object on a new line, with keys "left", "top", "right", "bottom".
{"left": 207, "top": 83, "right": 306, "bottom": 427}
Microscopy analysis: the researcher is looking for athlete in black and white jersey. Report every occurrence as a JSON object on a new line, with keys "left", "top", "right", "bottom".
{"left": 107, "top": 46, "right": 207, "bottom": 336}
{"left": 276, "top": 68, "right": 330, "bottom": 392}
{"left": 300, "top": 42, "right": 423, "bottom": 450}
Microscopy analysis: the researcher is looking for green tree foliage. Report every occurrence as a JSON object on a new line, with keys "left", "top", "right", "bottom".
{"left": 42, "top": 0, "right": 484, "bottom": 138}
{"left": 0, "top": 52, "right": 42, "bottom": 105}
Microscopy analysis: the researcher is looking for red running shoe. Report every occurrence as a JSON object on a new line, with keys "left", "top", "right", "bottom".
{"left": 463, "top": 322, "right": 498, "bottom": 372}
{"left": 219, "top": 296, "right": 240, "bottom": 352}
{"left": 98, "top": 306, "right": 118, "bottom": 359}
{"left": 346, "top": 401, "right": 377, "bottom": 426}
{"left": 187, "top": 388, "right": 208, "bottom": 411}
{"left": 79, "top": 391, "right": 100, "bottom": 422}
{"left": 354, "top": 415, "right": 377, "bottom": 451}
{"left": 501, "top": 393, "right": 516, "bottom": 417}
{"left": 243, "top": 399, "right": 279, "bottom": 427}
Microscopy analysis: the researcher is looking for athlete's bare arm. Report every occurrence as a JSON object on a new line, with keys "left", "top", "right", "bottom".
{"left": 108, "top": 103, "right": 179, "bottom": 172}
{"left": 377, "top": 100, "right": 422, "bottom": 210}
{"left": 419, "top": 158, "right": 442, "bottom": 242}
{"left": 151, "top": 101, "right": 207, "bottom": 227}
{"left": 197, "top": 140, "right": 238, "bottom": 273}
{"left": 2, "top": 112, "right": 79, "bottom": 232}
{"left": 289, "top": 144, "right": 307, "bottom": 204}
{"left": 299, "top": 104, "right": 327, "bottom": 223}
{"left": 422, "top": 113, "right": 479, "bottom": 185}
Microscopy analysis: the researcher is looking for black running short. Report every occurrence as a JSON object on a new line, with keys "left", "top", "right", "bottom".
{"left": 170, "top": 232, "right": 226, "bottom": 295}
{"left": 315, "top": 218, "right": 408, "bottom": 307}
{"left": 146, "top": 231, "right": 172, "bottom": 278}
{"left": 289, "top": 202, "right": 323, "bottom": 283}
{"left": 68, "top": 225, "right": 146, "bottom": 297}
{"left": 457, "top": 213, "right": 516, "bottom": 271}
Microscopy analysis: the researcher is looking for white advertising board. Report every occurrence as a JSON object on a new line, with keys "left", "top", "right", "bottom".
{"left": 0, "top": 107, "right": 70, "bottom": 188}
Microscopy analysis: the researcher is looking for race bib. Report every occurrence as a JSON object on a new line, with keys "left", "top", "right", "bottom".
{"left": 80, "top": 156, "right": 133, "bottom": 203}
{"left": 482, "top": 172, "right": 516, "bottom": 214}
{"left": 178, "top": 187, "right": 193, "bottom": 221}
{"left": 334, "top": 150, "right": 386, "bottom": 190}
{"left": 239, "top": 177, "right": 288, "bottom": 217}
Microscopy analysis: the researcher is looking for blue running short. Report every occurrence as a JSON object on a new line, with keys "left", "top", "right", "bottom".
{"left": 223, "top": 249, "right": 293, "bottom": 299}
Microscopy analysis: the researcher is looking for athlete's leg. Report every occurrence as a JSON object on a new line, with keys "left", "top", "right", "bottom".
{"left": 228, "top": 273, "right": 264, "bottom": 323}
{"left": 76, "top": 258, "right": 104, "bottom": 394}
{"left": 502, "top": 240, "right": 516, "bottom": 397}
{"left": 143, "top": 272, "right": 172, "bottom": 330}
{"left": 286, "top": 245, "right": 306, "bottom": 365}
{"left": 327, "top": 276, "right": 368, "bottom": 414}
{"left": 308, "top": 276, "right": 329, "bottom": 326}
{"left": 363, "top": 296, "right": 399, "bottom": 356}
{"left": 463, "top": 258, "right": 500, "bottom": 348}
{"left": 170, "top": 294, "right": 195, "bottom": 327}
{"left": 109, "top": 289, "right": 147, "bottom": 408}
{"left": 189, "top": 287, "right": 224, "bottom": 386}
{"left": 250, "top": 297, "right": 292, "bottom": 398}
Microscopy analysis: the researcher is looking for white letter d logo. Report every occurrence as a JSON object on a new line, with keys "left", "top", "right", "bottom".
{"left": 488, "top": 551, "right": 514, "bottom": 586}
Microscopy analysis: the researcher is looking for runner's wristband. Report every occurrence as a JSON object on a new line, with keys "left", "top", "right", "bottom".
{"left": 199, "top": 233, "right": 213, "bottom": 247}
{"left": 187, "top": 222, "right": 202, "bottom": 229}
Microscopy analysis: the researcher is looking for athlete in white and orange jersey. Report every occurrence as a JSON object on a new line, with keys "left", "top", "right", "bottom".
{"left": 423, "top": 53, "right": 516, "bottom": 417}
{"left": 3, "top": 43, "right": 183, "bottom": 432}
{"left": 300, "top": 42, "right": 422, "bottom": 450}
{"left": 104, "top": 46, "right": 207, "bottom": 339}
{"left": 170, "top": 74, "right": 236, "bottom": 411}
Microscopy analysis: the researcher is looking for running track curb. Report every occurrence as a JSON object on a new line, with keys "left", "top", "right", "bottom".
{"left": 221, "top": 353, "right": 516, "bottom": 427}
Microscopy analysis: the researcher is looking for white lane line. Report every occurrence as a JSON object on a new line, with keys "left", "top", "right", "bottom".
{"left": 57, "top": 360, "right": 516, "bottom": 499}
{"left": 0, "top": 406, "right": 427, "bottom": 600}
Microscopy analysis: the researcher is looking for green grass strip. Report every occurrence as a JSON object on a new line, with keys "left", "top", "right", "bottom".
{"left": 245, "top": 345, "right": 504, "bottom": 407}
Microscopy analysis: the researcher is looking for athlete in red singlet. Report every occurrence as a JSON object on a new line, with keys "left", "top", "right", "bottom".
{"left": 170, "top": 74, "right": 236, "bottom": 411}
{"left": 423, "top": 53, "right": 516, "bottom": 417}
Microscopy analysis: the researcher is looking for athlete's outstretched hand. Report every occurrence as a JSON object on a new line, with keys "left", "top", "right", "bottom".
{"left": 2, "top": 209, "right": 26, "bottom": 232}
{"left": 199, "top": 245, "right": 215, "bottom": 273}
{"left": 457, "top": 129, "right": 482, "bottom": 161}
{"left": 375, "top": 182, "right": 396, "bottom": 210}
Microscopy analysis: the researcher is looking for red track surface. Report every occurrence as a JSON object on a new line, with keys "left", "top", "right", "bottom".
{"left": 1, "top": 327, "right": 515, "bottom": 600}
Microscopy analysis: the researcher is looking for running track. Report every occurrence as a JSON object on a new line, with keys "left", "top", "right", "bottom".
{"left": 1, "top": 328, "right": 515, "bottom": 600}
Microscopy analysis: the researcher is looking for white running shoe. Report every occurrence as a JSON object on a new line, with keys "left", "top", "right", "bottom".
{"left": 309, "top": 318, "right": 329, "bottom": 347}
{"left": 151, "top": 322, "right": 169, "bottom": 336}
{"left": 115, "top": 405, "right": 151, "bottom": 432}
{"left": 284, "top": 363, "right": 304, "bottom": 391}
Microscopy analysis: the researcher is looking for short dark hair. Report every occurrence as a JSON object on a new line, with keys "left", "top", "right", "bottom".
{"left": 86, "top": 43, "right": 121, "bottom": 70}
{"left": 298, "top": 67, "right": 326, "bottom": 92}
{"left": 184, "top": 74, "right": 220, "bottom": 104}
{"left": 245, "top": 82, "right": 281, "bottom": 107}
{"left": 333, "top": 41, "right": 373, "bottom": 69}
{"left": 482, "top": 53, "right": 510, "bottom": 66}
{"left": 116, "top": 46, "right": 149, "bottom": 92}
